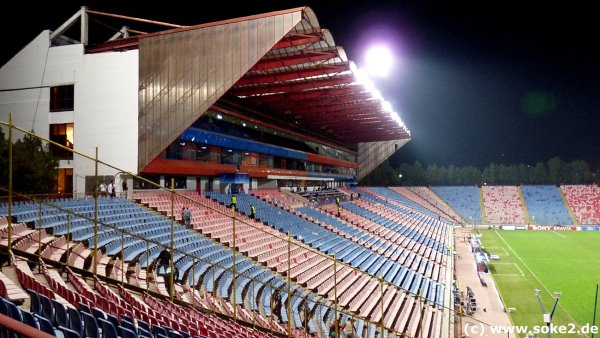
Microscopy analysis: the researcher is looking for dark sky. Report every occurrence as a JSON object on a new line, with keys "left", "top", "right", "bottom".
{"left": 2, "top": 1, "right": 599, "bottom": 169}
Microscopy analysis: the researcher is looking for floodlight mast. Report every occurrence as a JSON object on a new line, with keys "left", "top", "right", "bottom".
{"left": 534, "top": 289, "right": 562, "bottom": 338}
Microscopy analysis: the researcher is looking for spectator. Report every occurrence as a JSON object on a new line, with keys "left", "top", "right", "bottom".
{"left": 122, "top": 179, "right": 128, "bottom": 197}
{"left": 184, "top": 207, "right": 192, "bottom": 228}
{"left": 329, "top": 318, "right": 345, "bottom": 338}
{"left": 231, "top": 195, "right": 237, "bottom": 211}
{"left": 108, "top": 180, "right": 116, "bottom": 198}
{"left": 99, "top": 182, "right": 107, "bottom": 197}
{"left": 157, "top": 246, "right": 178, "bottom": 291}
{"left": 345, "top": 319, "right": 355, "bottom": 338}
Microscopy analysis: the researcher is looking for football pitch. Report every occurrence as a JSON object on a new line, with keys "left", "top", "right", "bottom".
{"left": 479, "top": 229, "right": 600, "bottom": 337}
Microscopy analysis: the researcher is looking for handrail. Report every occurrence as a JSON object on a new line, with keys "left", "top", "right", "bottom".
{"left": 0, "top": 313, "right": 55, "bottom": 338}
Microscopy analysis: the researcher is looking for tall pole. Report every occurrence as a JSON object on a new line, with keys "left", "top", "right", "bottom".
{"left": 37, "top": 202, "right": 43, "bottom": 259}
{"left": 593, "top": 284, "right": 599, "bottom": 338}
{"left": 287, "top": 231, "right": 292, "bottom": 338}
{"left": 7, "top": 113, "right": 13, "bottom": 255}
{"left": 169, "top": 178, "right": 175, "bottom": 301}
{"left": 380, "top": 273, "right": 385, "bottom": 336}
{"left": 145, "top": 240, "right": 150, "bottom": 292}
{"left": 120, "top": 231, "right": 125, "bottom": 285}
{"left": 93, "top": 147, "right": 99, "bottom": 276}
{"left": 66, "top": 213, "right": 71, "bottom": 266}
{"left": 333, "top": 254, "right": 338, "bottom": 338}
{"left": 232, "top": 203, "right": 237, "bottom": 321}
{"left": 192, "top": 257, "right": 196, "bottom": 308}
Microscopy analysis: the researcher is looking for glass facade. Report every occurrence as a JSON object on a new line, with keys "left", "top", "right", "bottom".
{"left": 138, "top": 11, "right": 304, "bottom": 170}
{"left": 49, "top": 123, "right": 74, "bottom": 159}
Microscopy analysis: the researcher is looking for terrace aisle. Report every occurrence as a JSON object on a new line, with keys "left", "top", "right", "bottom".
{"left": 455, "top": 227, "right": 512, "bottom": 337}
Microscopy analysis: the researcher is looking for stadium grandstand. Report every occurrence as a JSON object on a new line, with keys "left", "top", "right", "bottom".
{"left": 2, "top": 6, "right": 599, "bottom": 338}
{"left": 0, "top": 6, "right": 456, "bottom": 338}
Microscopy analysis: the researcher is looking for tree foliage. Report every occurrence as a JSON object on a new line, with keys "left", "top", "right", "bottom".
{"left": 360, "top": 161, "right": 402, "bottom": 186}
{"left": 0, "top": 129, "right": 58, "bottom": 195}
{"left": 364, "top": 157, "right": 596, "bottom": 186}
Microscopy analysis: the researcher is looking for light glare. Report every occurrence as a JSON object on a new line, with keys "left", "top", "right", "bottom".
{"left": 365, "top": 45, "right": 393, "bottom": 78}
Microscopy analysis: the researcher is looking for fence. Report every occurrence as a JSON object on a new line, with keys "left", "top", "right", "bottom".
{"left": 0, "top": 115, "right": 456, "bottom": 338}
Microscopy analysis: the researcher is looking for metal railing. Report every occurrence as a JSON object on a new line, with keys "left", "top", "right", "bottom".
{"left": 0, "top": 115, "right": 461, "bottom": 338}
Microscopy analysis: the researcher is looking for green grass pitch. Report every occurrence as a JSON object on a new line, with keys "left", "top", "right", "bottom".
{"left": 479, "top": 229, "right": 600, "bottom": 337}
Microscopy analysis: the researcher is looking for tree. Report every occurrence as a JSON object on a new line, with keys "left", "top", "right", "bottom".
{"left": 426, "top": 164, "right": 439, "bottom": 185}
{"left": 1, "top": 131, "right": 58, "bottom": 195}
{"left": 412, "top": 161, "right": 426, "bottom": 185}
{"left": 547, "top": 157, "right": 565, "bottom": 185}
{"left": 360, "top": 161, "right": 400, "bottom": 186}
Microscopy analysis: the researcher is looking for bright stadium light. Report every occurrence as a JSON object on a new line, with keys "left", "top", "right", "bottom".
{"left": 381, "top": 101, "right": 393, "bottom": 112}
{"left": 365, "top": 44, "right": 393, "bottom": 78}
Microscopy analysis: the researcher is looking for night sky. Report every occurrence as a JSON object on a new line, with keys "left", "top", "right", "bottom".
{"left": 2, "top": 1, "right": 598, "bottom": 169}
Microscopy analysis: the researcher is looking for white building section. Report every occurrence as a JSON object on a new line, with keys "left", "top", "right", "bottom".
{"left": 0, "top": 29, "right": 138, "bottom": 194}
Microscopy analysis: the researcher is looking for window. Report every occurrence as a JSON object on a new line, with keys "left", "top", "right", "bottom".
{"left": 56, "top": 168, "right": 73, "bottom": 195}
{"left": 133, "top": 175, "right": 160, "bottom": 189}
{"left": 49, "top": 123, "right": 74, "bottom": 159}
{"left": 164, "top": 176, "right": 187, "bottom": 189}
{"left": 50, "top": 85, "right": 74, "bottom": 112}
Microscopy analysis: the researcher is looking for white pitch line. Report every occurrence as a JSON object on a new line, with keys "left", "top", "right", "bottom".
{"left": 485, "top": 246, "right": 510, "bottom": 256}
{"left": 490, "top": 262, "right": 524, "bottom": 276}
{"left": 495, "top": 230, "right": 585, "bottom": 336}
{"left": 552, "top": 230, "right": 567, "bottom": 238}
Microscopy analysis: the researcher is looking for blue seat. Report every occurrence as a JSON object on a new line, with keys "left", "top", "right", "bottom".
{"left": 137, "top": 319, "right": 151, "bottom": 334}
{"left": 120, "top": 326, "right": 139, "bottom": 338}
{"left": 21, "top": 309, "right": 39, "bottom": 329}
{"left": 59, "top": 325, "right": 82, "bottom": 338}
{"left": 91, "top": 307, "right": 107, "bottom": 323}
{"left": 0, "top": 297, "right": 9, "bottom": 316}
{"left": 35, "top": 313, "right": 56, "bottom": 336}
{"left": 138, "top": 327, "right": 153, "bottom": 338}
{"left": 79, "top": 302, "right": 91, "bottom": 314}
{"left": 53, "top": 299, "right": 68, "bottom": 327}
{"left": 39, "top": 293, "right": 55, "bottom": 323}
{"left": 5, "top": 300, "right": 23, "bottom": 322}
{"left": 28, "top": 289, "right": 42, "bottom": 315}
{"left": 106, "top": 313, "right": 120, "bottom": 333}
{"left": 82, "top": 311, "right": 100, "bottom": 338}
{"left": 120, "top": 319, "right": 137, "bottom": 335}
{"left": 98, "top": 318, "right": 118, "bottom": 338}
{"left": 68, "top": 306, "right": 84, "bottom": 337}
{"left": 153, "top": 326, "right": 169, "bottom": 337}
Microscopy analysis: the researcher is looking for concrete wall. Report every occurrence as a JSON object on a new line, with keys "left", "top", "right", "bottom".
{"left": 0, "top": 30, "right": 139, "bottom": 195}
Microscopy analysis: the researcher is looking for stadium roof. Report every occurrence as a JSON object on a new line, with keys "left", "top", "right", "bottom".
{"left": 57, "top": 6, "right": 411, "bottom": 178}
{"left": 99, "top": 8, "right": 411, "bottom": 144}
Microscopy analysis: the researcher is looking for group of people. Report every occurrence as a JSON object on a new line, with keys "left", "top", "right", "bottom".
{"left": 98, "top": 180, "right": 117, "bottom": 198}
{"left": 330, "top": 318, "right": 355, "bottom": 337}
{"left": 98, "top": 179, "right": 128, "bottom": 198}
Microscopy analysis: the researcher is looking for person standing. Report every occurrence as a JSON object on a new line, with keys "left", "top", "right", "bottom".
{"left": 250, "top": 204, "right": 256, "bottom": 219}
{"left": 345, "top": 319, "right": 355, "bottom": 338}
{"left": 122, "top": 179, "right": 128, "bottom": 198}
{"left": 108, "top": 180, "right": 116, "bottom": 198}
{"left": 99, "top": 182, "right": 107, "bottom": 197}
{"left": 329, "top": 318, "right": 345, "bottom": 338}
{"left": 184, "top": 207, "right": 192, "bottom": 228}
{"left": 231, "top": 195, "right": 237, "bottom": 211}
